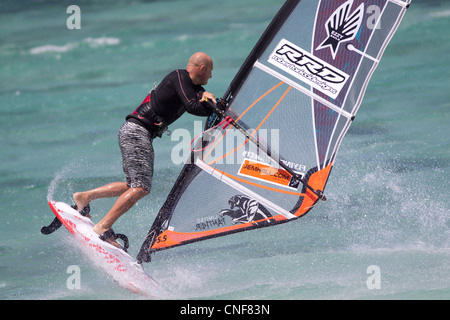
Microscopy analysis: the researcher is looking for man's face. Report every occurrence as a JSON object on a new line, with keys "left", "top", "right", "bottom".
{"left": 199, "top": 63, "right": 213, "bottom": 85}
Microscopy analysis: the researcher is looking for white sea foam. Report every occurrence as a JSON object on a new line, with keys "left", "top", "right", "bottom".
{"left": 430, "top": 10, "right": 450, "bottom": 18}
{"left": 29, "top": 37, "right": 120, "bottom": 55}
{"left": 83, "top": 36, "right": 120, "bottom": 47}
{"left": 30, "top": 43, "right": 76, "bottom": 54}
{"left": 47, "top": 163, "right": 73, "bottom": 201}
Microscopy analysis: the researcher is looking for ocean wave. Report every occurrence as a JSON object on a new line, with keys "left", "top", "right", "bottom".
{"left": 29, "top": 43, "right": 76, "bottom": 54}
{"left": 29, "top": 36, "right": 120, "bottom": 55}
{"left": 430, "top": 10, "right": 450, "bottom": 18}
{"left": 82, "top": 36, "right": 120, "bottom": 47}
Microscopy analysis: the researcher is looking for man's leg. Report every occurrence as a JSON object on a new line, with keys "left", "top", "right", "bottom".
{"left": 73, "top": 182, "right": 130, "bottom": 210}
{"left": 88, "top": 121, "right": 153, "bottom": 248}
{"left": 92, "top": 187, "right": 148, "bottom": 248}
{"left": 93, "top": 186, "right": 148, "bottom": 235}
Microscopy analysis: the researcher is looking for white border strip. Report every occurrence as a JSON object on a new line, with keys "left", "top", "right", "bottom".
{"left": 347, "top": 44, "right": 380, "bottom": 63}
{"left": 195, "top": 159, "right": 296, "bottom": 220}
{"left": 254, "top": 60, "right": 353, "bottom": 120}
{"left": 311, "top": 1, "right": 322, "bottom": 170}
{"left": 388, "top": 0, "right": 410, "bottom": 8}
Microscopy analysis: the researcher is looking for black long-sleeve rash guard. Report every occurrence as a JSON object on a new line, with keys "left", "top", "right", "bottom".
{"left": 126, "top": 69, "right": 212, "bottom": 133}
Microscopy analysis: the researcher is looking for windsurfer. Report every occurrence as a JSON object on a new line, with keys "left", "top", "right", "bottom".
{"left": 73, "top": 52, "right": 216, "bottom": 248}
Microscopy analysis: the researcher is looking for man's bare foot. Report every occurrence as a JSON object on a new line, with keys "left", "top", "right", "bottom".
{"left": 93, "top": 224, "right": 122, "bottom": 249}
{"left": 73, "top": 192, "right": 91, "bottom": 218}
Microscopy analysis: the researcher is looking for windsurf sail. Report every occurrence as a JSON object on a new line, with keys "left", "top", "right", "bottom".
{"left": 137, "top": 0, "right": 411, "bottom": 263}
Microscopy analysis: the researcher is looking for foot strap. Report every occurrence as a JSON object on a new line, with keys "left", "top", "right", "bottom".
{"left": 99, "top": 228, "right": 129, "bottom": 252}
{"left": 72, "top": 204, "right": 90, "bottom": 217}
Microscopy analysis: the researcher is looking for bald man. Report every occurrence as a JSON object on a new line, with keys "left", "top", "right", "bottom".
{"left": 73, "top": 52, "right": 216, "bottom": 249}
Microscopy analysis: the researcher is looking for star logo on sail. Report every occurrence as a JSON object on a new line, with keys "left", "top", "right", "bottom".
{"left": 316, "top": 0, "right": 364, "bottom": 59}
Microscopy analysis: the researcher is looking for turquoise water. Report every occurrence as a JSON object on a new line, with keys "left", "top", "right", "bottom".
{"left": 0, "top": 0, "right": 449, "bottom": 300}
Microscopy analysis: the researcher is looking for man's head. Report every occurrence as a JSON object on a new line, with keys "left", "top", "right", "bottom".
{"left": 186, "top": 52, "right": 213, "bottom": 86}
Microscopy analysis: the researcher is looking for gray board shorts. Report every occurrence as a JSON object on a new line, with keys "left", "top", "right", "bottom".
{"left": 118, "top": 121, "right": 154, "bottom": 193}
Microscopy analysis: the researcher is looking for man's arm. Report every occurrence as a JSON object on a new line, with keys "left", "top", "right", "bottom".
{"left": 175, "top": 70, "right": 214, "bottom": 116}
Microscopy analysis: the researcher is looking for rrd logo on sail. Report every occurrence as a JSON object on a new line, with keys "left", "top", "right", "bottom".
{"left": 268, "top": 38, "right": 350, "bottom": 99}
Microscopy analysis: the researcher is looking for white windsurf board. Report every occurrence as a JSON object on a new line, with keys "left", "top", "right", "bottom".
{"left": 48, "top": 200, "right": 162, "bottom": 297}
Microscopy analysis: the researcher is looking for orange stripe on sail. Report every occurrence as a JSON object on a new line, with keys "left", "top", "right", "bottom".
{"left": 151, "top": 215, "right": 287, "bottom": 250}
{"left": 207, "top": 85, "right": 292, "bottom": 166}
{"left": 214, "top": 166, "right": 306, "bottom": 196}
{"left": 202, "top": 81, "right": 284, "bottom": 162}
{"left": 150, "top": 163, "right": 334, "bottom": 251}
{"left": 202, "top": 81, "right": 284, "bottom": 160}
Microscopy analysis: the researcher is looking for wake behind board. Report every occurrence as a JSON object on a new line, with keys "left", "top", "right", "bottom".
{"left": 48, "top": 200, "right": 161, "bottom": 297}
